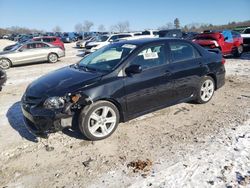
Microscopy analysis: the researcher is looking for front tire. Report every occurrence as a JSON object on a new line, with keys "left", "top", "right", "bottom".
{"left": 48, "top": 53, "right": 58, "bottom": 63}
{"left": 78, "top": 101, "right": 120, "bottom": 141}
{"left": 195, "top": 76, "right": 215, "bottom": 104}
{"left": 0, "top": 58, "right": 11, "bottom": 69}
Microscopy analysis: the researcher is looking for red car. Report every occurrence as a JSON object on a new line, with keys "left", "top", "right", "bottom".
{"left": 32, "top": 36, "right": 65, "bottom": 51}
{"left": 193, "top": 30, "right": 243, "bottom": 57}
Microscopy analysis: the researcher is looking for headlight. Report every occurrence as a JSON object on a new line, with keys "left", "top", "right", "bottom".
{"left": 44, "top": 97, "right": 65, "bottom": 109}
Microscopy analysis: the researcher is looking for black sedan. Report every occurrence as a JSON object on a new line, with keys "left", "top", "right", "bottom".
{"left": 21, "top": 38, "right": 225, "bottom": 140}
{"left": 0, "top": 68, "right": 7, "bottom": 91}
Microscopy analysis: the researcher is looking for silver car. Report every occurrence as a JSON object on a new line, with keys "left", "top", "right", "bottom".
{"left": 0, "top": 41, "right": 65, "bottom": 69}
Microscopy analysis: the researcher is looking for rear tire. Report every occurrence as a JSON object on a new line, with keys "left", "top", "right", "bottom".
{"left": 48, "top": 53, "right": 58, "bottom": 63}
{"left": 78, "top": 101, "right": 120, "bottom": 141}
{"left": 233, "top": 45, "right": 243, "bottom": 58}
{"left": 195, "top": 76, "right": 215, "bottom": 104}
{"left": 0, "top": 58, "right": 11, "bottom": 69}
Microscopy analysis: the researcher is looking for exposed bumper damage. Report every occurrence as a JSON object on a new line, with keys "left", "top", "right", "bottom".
{"left": 21, "top": 93, "right": 92, "bottom": 138}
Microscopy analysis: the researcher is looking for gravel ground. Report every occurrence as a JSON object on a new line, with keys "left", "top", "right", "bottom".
{"left": 0, "top": 39, "right": 250, "bottom": 188}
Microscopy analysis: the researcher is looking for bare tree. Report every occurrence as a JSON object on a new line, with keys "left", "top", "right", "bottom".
{"left": 98, "top": 24, "right": 106, "bottom": 32}
{"left": 52, "top": 25, "right": 62, "bottom": 33}
{"left": 174, "top": 18, "right": 180, "bottom": 29}
{"left": 113, "top": 21, "right": 130, "bottom": 32}
{"left": 82, "top": 20, "right": 94, "bottom": 32}
{"left": 74, "top": 23, "right": 84, "bottom": 33}
{"left": 158, "top": 22, "right": 175, "bottom": 30}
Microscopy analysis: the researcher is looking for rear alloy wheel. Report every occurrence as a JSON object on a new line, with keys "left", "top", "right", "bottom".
{"left": 79, "top": 101, "right": 120, "bottom": 141}
{"left": 196, "top": 76, "right": 215, "bottom": 104}
{"left": 0, "top": 58, "right": 11, "bottom": 69}
{"left": 233, "top": 45, "right": 243, "bottom": 58}
{"left": 48, "top": 53, "right": 58, "bottom": 63}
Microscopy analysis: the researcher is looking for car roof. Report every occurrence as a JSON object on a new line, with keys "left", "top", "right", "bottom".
{"left": 115, "top": 38, "right": 189, "bottom": 46}
{"left": 33, "top": 36, "right": 57, "bottom": 39}
{"left": 22, "top": 41, "right": 52, "bottom": 46}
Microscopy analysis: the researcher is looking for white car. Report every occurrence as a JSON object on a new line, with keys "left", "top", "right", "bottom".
{"left": 85, "top": 33, "right": 134, "bottom": 53}
{"left": 241, "top": 27, "right": 250, "bottom": 47}
{"left": 115, "top": 30, "right": 159, "bottom": 42}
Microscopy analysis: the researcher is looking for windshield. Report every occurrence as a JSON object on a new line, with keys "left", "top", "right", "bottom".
{"left": 78, "top": 43, "right": 137, "bottom": 72}
{"left": 95, "top": 35, "right": 109, "bottom": 42}
{"left": 11, "top": 44, "right": 22, "bottom": 51}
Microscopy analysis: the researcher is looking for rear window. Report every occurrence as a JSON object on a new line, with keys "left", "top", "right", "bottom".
{"left": 169, "top": 42, "right": 200, "bottom": 62}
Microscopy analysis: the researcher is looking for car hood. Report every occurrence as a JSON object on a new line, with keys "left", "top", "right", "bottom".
{"left": 0, "top": 50, "right": 14, "bottom": 55}
{"left": 25, "top": 66, "right": 103, "bottom": 98}
{"left": 87, "top": 41, "right": 108, "bottom": 46}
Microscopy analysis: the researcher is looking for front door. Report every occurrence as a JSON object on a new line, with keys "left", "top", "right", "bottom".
{"left": 124, "top": 43, "right": 175, "bottom": 118}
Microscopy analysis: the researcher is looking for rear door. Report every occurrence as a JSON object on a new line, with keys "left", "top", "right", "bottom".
{"left": 166, "top": 41, "right": 206, "bottom": 101}
{"left": 124, "top": 43, "right": 175, "bottom": 117}
{"left": 222, "top": 30, "right": 234, "bottom": 53}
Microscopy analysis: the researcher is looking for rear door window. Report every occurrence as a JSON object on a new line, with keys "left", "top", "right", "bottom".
{"left": 169, "top": 41, "right": 200, "bottom": 63}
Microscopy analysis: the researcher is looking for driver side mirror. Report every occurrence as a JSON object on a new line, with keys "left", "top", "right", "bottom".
{"left": 125, "top": 64, "right": 142, "bottom": 75}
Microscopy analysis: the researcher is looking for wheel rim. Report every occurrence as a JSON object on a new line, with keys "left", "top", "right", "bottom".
{"left": 88, "top": 106, "right": 117, "bottom": 138}
{"left": 200, "top": 80, "right": 214, "bottom": 102}
{"left": 0, "top": 59, "right": 10, "bottom": 69}
{"left": 238, "top": 46, "right": 243, "bottom": 54}
{"left": 49, "top": 54, "right": 57, "bottom": 63}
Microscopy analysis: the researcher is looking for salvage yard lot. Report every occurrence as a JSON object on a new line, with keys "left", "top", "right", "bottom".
{"left": 0, "top": 39, "right": 250, "bottom": 187}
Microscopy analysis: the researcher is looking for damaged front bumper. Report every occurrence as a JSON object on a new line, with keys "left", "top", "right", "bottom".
{"left": 21, "top": 103, "right": 73, "bottom": 138}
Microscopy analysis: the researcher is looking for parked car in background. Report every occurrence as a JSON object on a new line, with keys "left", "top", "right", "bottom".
{"left": 2, "top": 34, "right": 10, "bottom": 39}
{"left": 140, "top": 30, "right": 159, "bottom": 37}
{"left": 0, "top": 41, "right": 65, "bottom": 69}
{"left": 21, "top": 38, "right": 225, "bottom": 140}
{"left": 115, "top": 31, "right": 158, "bottom": 42}
{"left": 193, "top": 30, "right": 244, "bottom": 57}
{"left": 0, "top": 68, "right": 7, "bottom": 91}
{"left": 85, "top": 33, "right": 133, "bottom": 53}
{"left": 61, "top": 32, "right": 78, "bottom": 43}
{"left": 159, "top": 29, "right": 183, "bottom": 38}
{"left": 182, "top": 32, "right": 198, "bottom": 40}
{"left": 240, "top": 27, "right": 250, "bottom": 48}
{"left": 33, "top": 36, "right": 65, "bottom": 50}
{"left": 18, "top": 35, "right": 33, "bottom": 43}
{"left": 76, "top": 36, "right": 96, "bottom": 48}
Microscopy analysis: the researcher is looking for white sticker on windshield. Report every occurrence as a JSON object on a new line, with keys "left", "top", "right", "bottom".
{"left": 143, "top": 52, "right": 159, "bottom": 60}
{"left": 122, "top": 44, "right": 137, "bottom": 49}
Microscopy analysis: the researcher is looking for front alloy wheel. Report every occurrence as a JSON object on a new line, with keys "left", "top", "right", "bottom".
{"left": 79, "top": 101, "right": 120, "bottom": 140}
{"left": 196, "top": 76, "right": 215, "bottom": 104}
{"left": 48, "top": 53, "right": 58, "bottom": 63}
{"left": 0, "top": 58, "right": 11, "bottom": 69}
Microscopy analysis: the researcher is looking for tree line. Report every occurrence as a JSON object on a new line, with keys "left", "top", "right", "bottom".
{"left": 1, "top": 19, "right": 250, "bottom": 36}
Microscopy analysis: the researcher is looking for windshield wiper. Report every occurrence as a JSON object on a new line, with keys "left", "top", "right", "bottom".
{"left": 78, "top": 64, "right": 97, "bottom": 72}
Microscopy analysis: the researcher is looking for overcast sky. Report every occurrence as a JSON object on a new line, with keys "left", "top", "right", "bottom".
{"left": 0, "top": 0, "right": 249, "bottom": 31}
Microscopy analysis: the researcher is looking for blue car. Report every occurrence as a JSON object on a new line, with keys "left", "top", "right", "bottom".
{"left": 61, "top": 32, "right": 78, "bottom": 43}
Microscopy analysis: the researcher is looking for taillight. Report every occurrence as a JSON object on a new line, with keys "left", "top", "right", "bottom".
{"left": 222, "top": 58, "right": 226, "bottom": 64}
